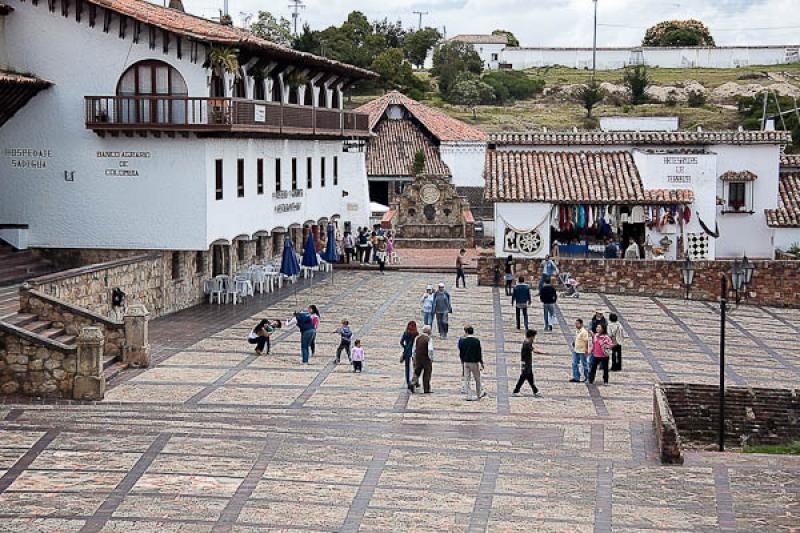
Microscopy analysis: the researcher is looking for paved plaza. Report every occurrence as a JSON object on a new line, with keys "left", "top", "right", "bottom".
{"left": 0, "top": 271, "right": 799, "bottom": 532}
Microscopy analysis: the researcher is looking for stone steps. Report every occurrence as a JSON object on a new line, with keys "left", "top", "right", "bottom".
{"left": 0, "top": 285, "right": 20, "bottom": 319}
{"left": 0, "top": 243, "right": 58, "bottom": 286}
{"left": 3, "top": 312, "right": 77, "bottom": 347}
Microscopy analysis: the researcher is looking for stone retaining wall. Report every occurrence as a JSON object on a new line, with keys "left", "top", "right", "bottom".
{"left": 477, "top": 256, "right": 800, "bottom": 307}
{"left": 653, "top": 385, "right": 684, "bottom": 464}
{"left": 0, "top": 322, "right": 77, "bottom": 396}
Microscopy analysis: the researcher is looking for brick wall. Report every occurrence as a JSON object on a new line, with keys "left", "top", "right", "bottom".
{"left": 477, "top": 256, "right": 800, "bottom": 307}
{"left": 662, "top": 383, "right": 800, "bottom": 449}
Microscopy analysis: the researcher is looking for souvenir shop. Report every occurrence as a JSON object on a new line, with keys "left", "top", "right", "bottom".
{"left": 551, "top": 202, "right": 693, "bottom": 259}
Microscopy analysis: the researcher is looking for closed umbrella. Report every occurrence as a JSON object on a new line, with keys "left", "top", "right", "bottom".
{"left": 280, "top": 235, "right": 301, "bottom": 305}
{"left": 320, "top": 223, "right": 339, "bottom": 285}
{"left": 302, "top": 231, "right": 319, "bottom": 293}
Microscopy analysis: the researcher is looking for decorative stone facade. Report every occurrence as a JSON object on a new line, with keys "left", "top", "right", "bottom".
{"left": 659, "top": 383, "right": 800, "bottom": 452}
{"left": 477, "top": 255, "right": 800, "bottom": 307}
{"left": 387, "top": 175, "right": 475, "bottom": 248}
{"left": 0, "top": 322, "right": 77, "bottom": 396}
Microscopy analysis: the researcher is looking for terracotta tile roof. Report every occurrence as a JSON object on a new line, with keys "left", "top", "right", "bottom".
{"left": 449, "top": 34, "right": 509, "bottom": 45}
{"left": 766, "top": 173, "right": 800, "bottom": 227}
{"left": 82, "top": 0, "right": 376, "bottom": 80}
{"left": 720, "top": 170, "right": 758, "bottom": 182}
{"left": 0, "top": 70, "right": 51, "bottom": 128}
{"left": 355, "top": 91, "right": 487, "bottom": 142}
{"left": 489, "top": 130, "right": 792, "bottom": 146}
{"left": 780, "top": 154, "right": 800, "bottom": 171}
{"left": 365, "top": 118, "right": 450, "bottom": 177}
{"left": 484, "top": 150, "right": 694, "bottom": 204}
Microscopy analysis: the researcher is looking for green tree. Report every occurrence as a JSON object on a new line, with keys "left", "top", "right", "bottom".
{"left": 738, "top": 92, "right": 800, "bottom": 152}
{"left": 403, "top": 27, "right": 442, "bottom": 68}
{"left": 482, "top": 71, "right": 544, "bottom": 104}
{"left": 431, "top": 41, "right": 483, "bottom": 97}
{"left": 642, "top": 19, "right": 714, "bottom": 47}
{"left": 624, "top": 65, "right": 650, "bottom": 105}
{"left": 370, "top": 48, "right": 406, "bottom": 91}
{"left": 576, "top": 80, "right": 605, "bottom": 118}
{"left": 207, "top": 46, "right": 240, "bottom": 80}
{"left": 412, "top": 150, "right": 426, "bottom": 175}
{"left": 449, "top": 74, "right": 494, "bottom": 118}
{"left": 293, "top": 23, "right": 321, "bottom": 53}
{"left": 491, "top": 29, "right": 519, "bottom": 47}
{"left": 250, "top": 11, "right": 293, "bottom": 46}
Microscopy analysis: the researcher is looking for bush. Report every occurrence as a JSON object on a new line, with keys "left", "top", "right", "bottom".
{"left": 642, "top": 19, "right": 714, "bottom": 47}
{"left": 665, "top": 90, "right": 679, "bottom": 107}
{"left": 481, "top": 71, "right": 544, "bottom": 104}
{"left": 624, "top": 65, "right": 650, "bottom": 105}
{"left": 687, "top": 90, "right": 706, "bottom": 107}
{"left": 576, "top": 80, "right": 604, "bottom": 118}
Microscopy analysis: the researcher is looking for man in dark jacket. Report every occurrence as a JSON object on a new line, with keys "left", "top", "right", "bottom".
{"left": 458, "top": 325, "right": 485, "bottom": 401}
{"left": 410, "top": 325, "right": 434, "bottom": 393}
{"left": 511, "top": 276, "right": 531, "bottom": 330}
{"left": 432, "top": 283, "right": 453, "bottom": 338}
{"left": 539, "top": 276, "right": 558, "bottom": 331}
{"left": 590, "top": 311, "right": 608, "bottom": 335}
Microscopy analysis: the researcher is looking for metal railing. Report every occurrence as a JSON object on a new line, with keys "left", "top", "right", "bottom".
{"left": 84, "top": 96, "right": 370, "bottom": 137}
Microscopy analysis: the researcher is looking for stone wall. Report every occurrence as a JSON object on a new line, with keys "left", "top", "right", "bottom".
{"left": 661, "top": 383, "right": 800, "bottom": 450}
{"left": 477, "top": 256, "right": 800, "bottom": 307}
{"left": 653, "top": 385, "right": 684, "bottom": 464}
{"left": 20, "top": 289, "right": 125, "bottom": 358}
{"left": 0, "top": 322, "right": 77, "bottom": 396}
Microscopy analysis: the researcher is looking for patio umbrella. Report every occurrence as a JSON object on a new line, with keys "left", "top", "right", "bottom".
{"left": 320, "top": 224, "right": 339, "bottom": 285}
{"left": 280, "top": 235, "right": 301, "bottom": 305}
{"left": 302, "top": 231, "right": 319, "bottom": 293}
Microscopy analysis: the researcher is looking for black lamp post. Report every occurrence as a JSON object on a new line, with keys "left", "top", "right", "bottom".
{"left": 679, "top": 256, "right": 755, "bottom": 452}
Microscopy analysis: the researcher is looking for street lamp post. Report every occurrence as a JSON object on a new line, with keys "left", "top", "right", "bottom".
{"left": 592, "top": 0, "right": 598, "bottom": 80}
{"left": 718, "top": 273, "right": 727, "bottom": 451}
{"left": 680, "top": 257, "right": 695, "bottom": 300}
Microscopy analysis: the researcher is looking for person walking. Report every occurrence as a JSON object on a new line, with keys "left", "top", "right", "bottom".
{"left": 358, "top": 228, "right": 369, "bottom": 263}
{"left": 333, "top": 319, "right": 353, "bottom": 364}
{"left": 513, "top": 329, "right": 545, "bottom": 397}
{"left": 569, "top": 318, "right": 590, "bottom": 382}
{"left": 540, "top": 255, "right": 559, "bottom": 291}
{"left": 309, "top": 304, "right": 320, "bottom": 356}
{"left": 375, "top": 236, "right": 388, "bottom": 274}
{"left": 588, "top": 323, "right": 613, "bottom": 385}
{"left": 504, "top": 255, "right": 514, "bottom": 296}
{"left": 351, "top": 339, "right": 365, "bottom": 373}
{"left": 590, "top": 311, "right": 607, "bottom": 336}
{"left": 432, "top": 282, "right": 452, "bottom": 339}
{"left": 455, "top": 249, "right": 467, "bottom": 288}
{"left": 287, "top": 309, "right": 316, "bottom": 364}
{"left": 607, "top": 313, "right": 625, "bottom": 371}
{"left": 511, "top": 276, "right": 532, "bottom": 330}
{"left": 400, "top": 321, "right": 418, "bottom": 387}
{"left": 459, "top": 325, "right": 485, "bottom": 401}
{"left": 539, "top": 276, "right": 557, "bottom": 331}
{"left": 420, "top": 285, "right": 435, "bottom": 327}
{"left": 386, "top": 231, "right": 396, "bottom": 263}
{"left": 343, "top": 231, "right": 355, "bottom": 264}
{"left": 409, "top": 325, "right": 434, "bottom": 393}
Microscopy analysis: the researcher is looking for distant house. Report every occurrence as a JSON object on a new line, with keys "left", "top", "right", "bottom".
{"left": 355, "top": 91, "right": 488, "bottom": 207}
{"left": 448, "top": 34, "right": 509, "bottom": 70}
{"left": 767, "top": 154, "right": 800, "bottom": 251}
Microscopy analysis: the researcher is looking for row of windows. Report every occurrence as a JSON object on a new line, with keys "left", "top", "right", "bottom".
{"left": 214, "top": 156, "right": 339, "bottom": 201}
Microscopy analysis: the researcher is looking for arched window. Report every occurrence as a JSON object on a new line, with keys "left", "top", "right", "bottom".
{"left": 117, "top": 60, "right": 188, "bottom": 124}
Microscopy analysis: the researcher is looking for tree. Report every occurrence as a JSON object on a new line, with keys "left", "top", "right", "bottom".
{"left": 642, "top": 19, "right": 714, "bottom": 47}
{"left": 431, "top": 41, "right": 483, "bottom": 97}
{"left": 403, "top": 27, "right": 442, "bottom": 68}
{"left": 207, "top": 46, "right": 240, "bottom": 80}
{"left": 412, "top": 150, "right": 426, "bottom": 176}
{"left": 370, "top": 48, "right": 405, "bottom": 91}
{"left": 250, "top": 11, "right": 293, "bottom": 46}
{"left": 624, "top": 65, "right": 650, "bottom": 105}
{"left": 482, "top": 71, "right": 544, "bottom": 104}
{"left": 293, "top": 24, "right": 321, "bottom": 54}
{"left": 449, "top": 75, "right": 495, "bottom": 119}
{"left": 492, "top": 29, "right": 519, "bottom": 47}
{"left": 577, "top": 80, "right": 605, "bottom": 118}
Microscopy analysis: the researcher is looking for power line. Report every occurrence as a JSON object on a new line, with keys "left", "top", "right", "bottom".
{"left": 288, "top": 0, "right": 305, "bottom": 35}
{"left": 412, "top": 10, "right": 429, "bottom": 31}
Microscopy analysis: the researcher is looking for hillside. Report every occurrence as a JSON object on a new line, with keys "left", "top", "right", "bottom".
{"left": 350, "top": 63, "right": 800, "bottom": 134}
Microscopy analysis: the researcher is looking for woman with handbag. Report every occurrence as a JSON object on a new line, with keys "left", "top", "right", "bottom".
{"left": 588, "top": 323, "right": 613, "bottom": 385}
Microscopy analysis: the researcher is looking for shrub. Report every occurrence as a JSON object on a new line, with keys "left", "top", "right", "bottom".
{"left": 624, "top": 65, "right": 650, "bottom": 105}
{"left": 482, "top": 71, "right": 544, "bottom": 104}
{"left": 687, "top": 90, "right": 706, "bottom": 107}
{"left": 642, "top": 19, "right": 714, "bottom": 47}
{"left": 576, "top": 80, "right": 605, "bottom": 118}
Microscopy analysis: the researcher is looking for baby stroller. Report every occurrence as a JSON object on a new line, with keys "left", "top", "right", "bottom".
{"left": 558, "top": 272, "right": 580, "bottom": 298}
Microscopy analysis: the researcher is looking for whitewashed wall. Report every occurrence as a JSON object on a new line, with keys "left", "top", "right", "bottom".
{"left": 440, "top": 142, "right": 487, "bottom": 188}
{"left": 494, "top": 202, "right": 552, "bottom": 258}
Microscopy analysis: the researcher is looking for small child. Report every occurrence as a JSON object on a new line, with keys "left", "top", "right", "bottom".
{"left": 351, "top": 339, "right": 365, "bottom": 373}
{"left": 333, "top": 320, "right": 353, "bottom": 364}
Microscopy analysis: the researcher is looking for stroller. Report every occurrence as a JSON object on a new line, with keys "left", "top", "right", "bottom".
{"left": 558, "top": 272, "right": 580, "bottom": 298}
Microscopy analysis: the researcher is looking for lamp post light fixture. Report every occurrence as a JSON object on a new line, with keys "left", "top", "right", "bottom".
{"left": 741, "top": 254, "right": 755, "bottom": 286}
{"left": 680, "top": 256, "right": 695, "bottom": 299}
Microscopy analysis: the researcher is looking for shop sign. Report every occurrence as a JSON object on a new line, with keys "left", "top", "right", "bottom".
{"left": 4, "top": 147, "right": 53, "bottom": 169}
{"left": 254, "top": 104, "right": 266, "bottom": 123}
{"left": 97, "top": 151, "right": 151, "bottom": 177}
{"left": 275, "top": 202, "right": 301, "bottom": 213}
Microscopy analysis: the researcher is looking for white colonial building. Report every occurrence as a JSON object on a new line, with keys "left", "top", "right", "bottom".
{"left": 0, "top": 0, "right": 375, "bottom": 275}
{"left": 485, "top": 127, "right": 794, "bottom": 260}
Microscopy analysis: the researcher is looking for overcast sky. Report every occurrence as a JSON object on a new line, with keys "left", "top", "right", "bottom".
{"left": 180, "top": 0, "right": 800, "bottom": 47}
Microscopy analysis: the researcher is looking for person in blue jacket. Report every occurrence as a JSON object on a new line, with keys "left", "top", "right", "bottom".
{"left": 511, "top": 276, "right": 532, "bottom": 330}
{"left": 287, "top": 309, "right": 316, "bottom": 364}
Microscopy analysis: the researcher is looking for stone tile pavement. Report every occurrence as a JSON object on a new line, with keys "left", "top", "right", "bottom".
{"left": 0, "top": 271, "right": 799, "bottom": 532}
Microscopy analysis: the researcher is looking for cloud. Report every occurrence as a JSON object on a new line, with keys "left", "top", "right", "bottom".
{"left": 183, "top": 0, "right": 800, "bottom": 46}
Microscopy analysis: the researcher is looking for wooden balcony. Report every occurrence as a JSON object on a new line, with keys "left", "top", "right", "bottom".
{"left": 84, "top": 96, "right": 371, "bottom": 139}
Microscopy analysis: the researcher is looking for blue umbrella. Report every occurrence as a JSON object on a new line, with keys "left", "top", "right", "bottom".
{"left": 320, "top": 224, "right": 339, "bottom": 263}
{"left": 302, "top": 232, "right": 319, "bottom": 268}
{"left": 280, "top": 235, "right": 301, "bottom": 305}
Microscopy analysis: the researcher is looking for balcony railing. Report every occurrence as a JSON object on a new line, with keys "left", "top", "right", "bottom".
{"left": 84, "top": 96, "right": 371, "bottom": 138}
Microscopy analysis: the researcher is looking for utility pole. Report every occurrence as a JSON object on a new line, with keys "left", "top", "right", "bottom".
{"left": 592, "top": 0, "right": 598, "bottom": 80}
{"left": 288, "top": 0, "right": 305, "bottom": 35}
{"left": 412, "top": 10, "right": 428, "bottom": 30}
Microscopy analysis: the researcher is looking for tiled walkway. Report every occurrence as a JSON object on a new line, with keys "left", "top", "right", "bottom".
{"left": 1, "top": 272, "right": 799, "bottom": 532}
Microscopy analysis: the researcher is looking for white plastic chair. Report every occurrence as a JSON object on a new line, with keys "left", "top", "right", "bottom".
{"left": 207, "top": 278, "right": 224, "bottom": 305}
{"left": 250, "top": 268, "right": 266, "bottom": 294}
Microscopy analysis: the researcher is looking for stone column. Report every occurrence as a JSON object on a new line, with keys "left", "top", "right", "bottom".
{"left": 123, "top": 304, "right": 151, "bottom": 368}
{"left": 73, "top": 327, "right": 105, "bottom": 401}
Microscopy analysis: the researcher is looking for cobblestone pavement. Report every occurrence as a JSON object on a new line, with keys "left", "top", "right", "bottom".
{"left": 1, "top": 272, "right": 799, "bottom": 532}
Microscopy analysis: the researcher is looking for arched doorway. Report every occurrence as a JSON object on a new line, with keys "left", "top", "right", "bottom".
{"left": 117, "top": 60, "right": 188, "bottom": 124}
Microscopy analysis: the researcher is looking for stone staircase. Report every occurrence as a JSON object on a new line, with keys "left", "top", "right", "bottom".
{"left": 0, "top": 242, "right": 58, "bottom": 286}
{"left": 1, "top": 311, "right": 123, "bottom": 380}
{"left": 0, "top": 284, "right": 19, "bottom": 319}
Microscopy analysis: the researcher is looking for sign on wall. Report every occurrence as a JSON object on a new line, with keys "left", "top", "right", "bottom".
{"left": 663, "top": 156, "right": 698, "bottom": 184}
{"left": 4, "top": 148, "right": 52, "bottom": 169}
{"left": 96, "top": 151, "right": 151, "bottom": 177}
{"left": 254, "top": 104, "right": 266, "bottom": 123}
{"left": 504, "top": 228, "right": 543, "bottom": 256}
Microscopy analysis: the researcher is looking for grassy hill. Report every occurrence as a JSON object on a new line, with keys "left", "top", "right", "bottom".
{"left": 350, "top": 63, "right": 800, "bottom": 133}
